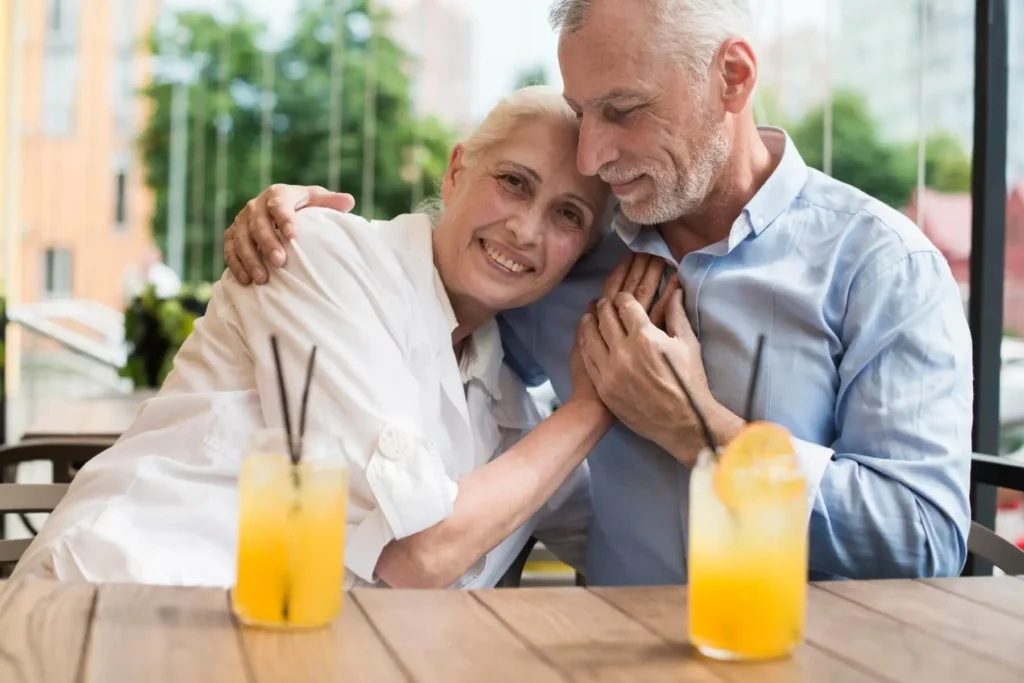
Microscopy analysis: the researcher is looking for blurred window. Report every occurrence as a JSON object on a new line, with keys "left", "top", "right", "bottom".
{"left": 41, "top": 0, "right": 81, "bottom": 137}
{"left": 43, "top": 248, "right": 73, "bottom": 298}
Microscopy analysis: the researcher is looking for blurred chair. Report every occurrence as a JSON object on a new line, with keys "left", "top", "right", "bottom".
{"left": 497, "top": 537, "right": 586, "bottom": 587}
{"left": 0, "top": 438, "right": 115, "bottom": 540}
{"left": 967, "top": 521, "right": 1024, "bottom": 575}
{"left": 0, "top": 438, "right": 116, "bottom": 485}
{"left": 0, "top": 484, "right": 69, "bottom": 570}
{"left": 497, "top": 537, "right": 539, "bottom": 588}
{"left": 968, "top": 453, "right": 1024, "bottom": 575}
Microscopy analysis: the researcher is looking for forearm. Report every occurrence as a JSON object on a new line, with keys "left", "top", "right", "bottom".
{"left": 374, "top": 398, "right": 613, "bottom": 588}
{"left": 661, "top": 400, "right": 746, "bottom": 466}
{"left": 808, "top": 454, "right": 970, "bottom": 579}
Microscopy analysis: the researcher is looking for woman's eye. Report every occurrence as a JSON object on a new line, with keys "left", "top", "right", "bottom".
{"left": 560, "top": 207, "right": 583, "bottom": 227}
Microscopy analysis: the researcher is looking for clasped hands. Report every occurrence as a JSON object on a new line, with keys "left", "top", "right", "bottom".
{"left": 574, "top": 254, "right": 745, "bottom": 467}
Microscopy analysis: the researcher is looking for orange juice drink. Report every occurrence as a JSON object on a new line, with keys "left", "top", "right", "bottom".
{"left": 232, "top": 430, "right": 348, "bottom": 629}
{"left": 688, "top": 423, "right": 807, "bottom": 660}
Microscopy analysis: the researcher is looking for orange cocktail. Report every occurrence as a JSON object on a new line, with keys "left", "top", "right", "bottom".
{"left": 688, "top": 423, "right": 808, "bottom": 660}
{"left": 232, "top": 430, "right": 348, "bottom": 628}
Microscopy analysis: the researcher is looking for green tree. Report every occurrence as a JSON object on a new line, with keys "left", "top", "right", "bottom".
{"left": 752, "top": 86, "right": 788, "bottom": 128}
{"left": 790, "top": 90, "right": 916, "bottom": 207}
{"left": 138, "top": 0, "right": 456, "bottom": 283}
{"left": 911, "top": 132, "right": 972, "bottom": 193}
{"left": 513, "top": 64, "right": 548, "bottom": 90}
{"left": 790, "top": 90, "right": 974, "bottom": 207}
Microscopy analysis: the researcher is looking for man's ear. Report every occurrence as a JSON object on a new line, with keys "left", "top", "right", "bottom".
{"left": 716, "top": 38, "right": 757, "bottom": 115}
{"left": 440, "top": 143, "right": 467, "bottom": 205}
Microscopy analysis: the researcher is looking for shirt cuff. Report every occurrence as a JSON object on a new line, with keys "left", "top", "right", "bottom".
{"left": 345, "top": 507, "right": 394, "bottom": 583}
{"left": 345, "top": 425, "right": 459, "bottom": 584}
{"left": 791, "top": 437, "right": 834, "bottom": 522}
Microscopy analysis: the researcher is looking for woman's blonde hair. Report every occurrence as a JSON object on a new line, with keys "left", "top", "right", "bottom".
{"left": 420, "top": 85, "right": 606, "bottom": 248}
{"left": 460, "top": 84, "right": 578, "bottom": 164}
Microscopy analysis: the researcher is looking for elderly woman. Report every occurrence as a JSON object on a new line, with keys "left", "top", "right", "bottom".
{"left": 14, "top": 86, "right": 665, "bottom": 589}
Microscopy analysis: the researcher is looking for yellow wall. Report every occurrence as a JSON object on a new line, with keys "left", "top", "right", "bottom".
{"left": 0, "top": 0, "right": 14, "bottom": 408}
{"left": 0, "top": 0, "right": 10, "bottom": 286}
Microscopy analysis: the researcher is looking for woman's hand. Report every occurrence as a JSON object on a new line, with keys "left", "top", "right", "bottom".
{"left": 570, "top": 253, "right": 669, "bottom": 408}
{"left": 601, "top": 252, "right": 668, "bottom": 311}
{"left": 570, "top": 307, "right": 602, "bottom": 405}
{"left": 224, "top": 184, "right": 355, "bottom": 284}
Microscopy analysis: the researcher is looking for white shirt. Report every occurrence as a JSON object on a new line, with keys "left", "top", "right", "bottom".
{"left": 13, "top": 209, "right": 590, "bottom": 588}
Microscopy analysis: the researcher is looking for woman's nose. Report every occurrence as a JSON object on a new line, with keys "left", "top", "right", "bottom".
{"left": 505, "top": 212, "right": 544, "bottom": 247}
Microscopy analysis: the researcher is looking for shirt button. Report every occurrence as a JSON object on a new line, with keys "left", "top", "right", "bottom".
{"left": 378, "top": 426, "right": 411, "bottom": 460}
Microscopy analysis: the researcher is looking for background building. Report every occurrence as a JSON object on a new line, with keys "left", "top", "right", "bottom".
{"left": 384, "top": 0, "right": 476, "bottom": 132}
{"left": 1, "top": 0, "right": 13, "bottom": 289}
{"left": 11, "top": 0, "right": 159, "bottom": 312}
{"left": 838, "top": 0, "right": 1024, "bottom": 182}
{"left": 756, "top": 25, "right": 830, "bottom": 124}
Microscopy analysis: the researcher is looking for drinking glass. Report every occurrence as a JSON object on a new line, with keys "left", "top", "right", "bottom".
{"left": 687, "top": 448, "right": 807, "bottom": 660}
{"left": 232, "top": 429, "right": 348, "bottom": 628}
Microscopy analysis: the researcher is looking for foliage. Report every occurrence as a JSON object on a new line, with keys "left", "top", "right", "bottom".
{"left": 120, "top": 284, "right": 212, "bottom": 388}
{"left": 905, "top": 131, "right": 972, "bottom": 194}
{"left": 513, "top": 64, "right": 549, "bottom": 90}
{"left": 138, "top": 0, "right": 457, "bottom": 284}
{"left": 790, "top": 91, "right": 915, "bottom": 207}
{"left": 752, "top": 86, "right": 789, "bottom": 128}
{"left": 789, "top": 90, "right": 973, "bottom": 207}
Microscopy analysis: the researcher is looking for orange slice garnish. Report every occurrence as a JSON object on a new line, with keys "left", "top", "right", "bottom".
{"left": 714, "top": 421, "right": 802, "bottom": 507}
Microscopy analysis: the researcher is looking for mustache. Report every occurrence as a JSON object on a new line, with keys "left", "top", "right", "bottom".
{"left": 598, "top": 165, "right": 653, "bottom": 185}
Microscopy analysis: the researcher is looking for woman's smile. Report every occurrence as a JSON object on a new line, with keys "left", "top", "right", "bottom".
{"left": 478, "top": 238, "right": 535, "bottom": 276}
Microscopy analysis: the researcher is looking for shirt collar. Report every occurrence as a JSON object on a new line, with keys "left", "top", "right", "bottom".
{"left": 458, "top": 320, "right": 504, "bottom": 400}
{"left": 611, "top": 126, "right": 809, "bottom": 257}
{"left": 431, "top": 267, "right": 505, "bottom": 400}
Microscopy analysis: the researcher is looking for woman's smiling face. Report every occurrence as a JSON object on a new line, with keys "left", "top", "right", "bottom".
{"left": 433, "top": 115, "right": 609, "bottom": 312}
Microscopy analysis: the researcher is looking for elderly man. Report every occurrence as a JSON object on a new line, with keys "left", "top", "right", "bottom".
{"left": 223, "top": 0, "right": 973, "bottom": 584}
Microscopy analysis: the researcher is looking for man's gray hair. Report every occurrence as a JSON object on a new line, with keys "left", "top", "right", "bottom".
{"left": 549, "top": 0, "right": 752, "bottom": 81}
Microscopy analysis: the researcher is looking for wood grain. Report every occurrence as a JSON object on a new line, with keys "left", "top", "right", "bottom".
{"left": 1, "top": 578, "right": 1021, "bottom": 683}
{"left": 0, "top": 579, "right": 96, "bottom": 683}
{"left": 805, "top": 584, "right": 1019, "bottom": 683}
{"left": 240, "top": 596, "right": 409, "bottom": 683}
{"left": 355, "top": 589, "right": 565, "bottom": 683}
{"left": 81, "top": 584, "right": 248, "bottom": 683}
{"left": 592, "top": 585, "right": 880, "bottom": 683}
{"left": 476, "top": 587, "right": 721, "bottom": 682}
{"left": 821, "top": 579, "right": 1024, "bottom": 674}
{"left": 924, "top": 576, "right": 1024, "bottom": 620}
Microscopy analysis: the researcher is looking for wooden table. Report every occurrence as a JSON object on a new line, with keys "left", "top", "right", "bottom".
{"left": 1, "top": 577, "right": 1023, "bottom": 682}
{"left": 20, "top": 391, "right": 157, "bottom": 441}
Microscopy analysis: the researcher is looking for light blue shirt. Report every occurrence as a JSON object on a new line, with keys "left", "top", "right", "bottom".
{"left": 498, "top": 128, "right": 973, "bottom": 584}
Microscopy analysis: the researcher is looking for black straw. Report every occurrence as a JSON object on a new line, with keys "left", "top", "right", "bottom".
{"left": 295, "top": 346, "right": 318, "bottom": 465}
{"left": 744, "top": 334, "right": 766, "bottom": 423}
{"left": 270, "top": 335, "right": 297, "bottom": 462}
{"left": 661, "top": 351, "right": 717, "bottom": 453}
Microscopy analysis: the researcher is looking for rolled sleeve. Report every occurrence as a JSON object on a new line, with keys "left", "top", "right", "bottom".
{"left": 345, "top": 427, "right": 460, "bottom": 583}
{"left": 368, "top": 426, "right": 459, "bottom": 539}
{"left": 808, "top": 250, "right": 973, "bottom": 579}
{"left": 791, "top": 437, "right": 833, "bottom": 523}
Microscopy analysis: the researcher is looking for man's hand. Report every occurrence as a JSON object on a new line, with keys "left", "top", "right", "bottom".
{"left": 580, "top": 287, "right": 745, "bottom": 467}
{"left": 224, "top": 184, "right": 355, "bottom": 284}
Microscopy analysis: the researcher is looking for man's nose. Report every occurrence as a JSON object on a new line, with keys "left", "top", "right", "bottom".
{"left": 577, "top": 116, "right": 619, "bottom": 177}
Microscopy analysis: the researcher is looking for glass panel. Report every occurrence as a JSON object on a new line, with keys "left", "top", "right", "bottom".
{"left": 1000, "top": 0, "right": 1024, "bottom": 551}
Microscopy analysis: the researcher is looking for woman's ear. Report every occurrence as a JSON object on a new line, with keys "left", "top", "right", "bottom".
{"left": 440, "top": 143, "right": 467, "bottom": 205}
